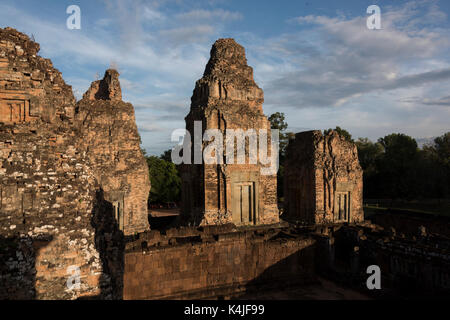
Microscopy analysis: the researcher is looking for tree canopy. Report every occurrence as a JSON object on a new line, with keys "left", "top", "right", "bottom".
{"left": 354, "top": 132, "right": 450, "bottom": 200}
{"left": 268, "top": 112, "right": 290, "bottom": 158}
{"left": 146, "top": 155, "right": 181, "bottom": 204}
{"left": 268, "top": 112, "right": 292, "bottom": 201}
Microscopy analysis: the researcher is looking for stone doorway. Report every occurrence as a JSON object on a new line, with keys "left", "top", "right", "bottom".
{"left": 113, "top": 200, "right": 124, "bottom": 231}
{"left": 334, "top": 192, "right": 351, "bottom": 222}
{"left": 232, "top": 182, "right": 256, "bottom": 225}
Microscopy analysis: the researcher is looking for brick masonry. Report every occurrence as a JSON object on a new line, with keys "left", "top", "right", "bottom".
{"left": 0, "top": 27, "right": 144, "bottom": 299}
{"left": 75, "top": 69, "right": 150, "bottom": 235}
{"left": 123, "top": 226, "right": 316, "bottom": 299}
{"left": 181, "top": 39, "right": 279, "bottom": 227}
{"left": 316, "top": 220, "right": 450, "bottom": 295}
{"left": 284, "top": 130, "right": 364, "bottom": 225}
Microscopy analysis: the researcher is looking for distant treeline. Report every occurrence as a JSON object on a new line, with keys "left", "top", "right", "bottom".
{"left": 354, "top": 131, "right": 450, "bottom": 200}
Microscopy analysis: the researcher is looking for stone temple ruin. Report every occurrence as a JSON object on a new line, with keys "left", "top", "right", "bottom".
{"left": 0, "top": 27, "right": 148, "bottom": 299}
{"left": 76, "top": 69, "right": 150, "bottom": 235}
{"left": 1, "top": 28, "right": 449, "bottom": 300}
{"left": 284, "top": 130, "right": 364, "bottom": 225}
{"left": 181, "top": 39, "right": 279, "bottom": 227}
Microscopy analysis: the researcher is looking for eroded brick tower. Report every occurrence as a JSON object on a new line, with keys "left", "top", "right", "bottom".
{"left": 0, "top": 27, "right": 149, "bottom": 299}
{"left": 181, "top": 38, "right": 279, "bottom": 226}
{"left": 0, "top": 27, "right": 108, "bottom": 299}
{"left": 75, "top": 70, "right": 150, "bottom": 235}
{"left": 284, "top": 130, "right": 364, "bottom": 225}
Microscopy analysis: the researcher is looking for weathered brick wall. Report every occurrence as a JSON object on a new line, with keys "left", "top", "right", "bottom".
{"left": 0, "top": 124, "right": 103, "bottom": 299}
{"left": 284, "top": 130, "right": 363, "bottom": 225}
{"left": 318, "top": 224, "right": 450, "bottom": 295}
{"left": 369, "top": 211, "right": 450, "bottom": 238}
{"left": 0, "top": 28, "right": 102, "bottom": 299}
{"left": 0, "top": 28, "right": 76, "bottom": 124}
{"left": 75, "top": 70, "right": 150, "bottom": 235}
{"left": 182, "top": 39, "right": 279, "bottom": 227}
{"left": 362, "top": 235, "right": 450, "bottom": 293}
{"left": 123, "top": 226, "right": 316, "bottom": 299}
{"left": 0, "top": 28, "right": 124, "bottom": 300}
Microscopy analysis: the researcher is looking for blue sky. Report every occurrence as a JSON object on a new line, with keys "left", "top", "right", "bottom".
{"left": 1, "top": 0, "right": 449, "bottom": 154}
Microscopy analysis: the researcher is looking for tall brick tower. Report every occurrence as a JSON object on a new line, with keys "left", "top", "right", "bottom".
{"left": 181, "top": 38, "right": 279, "bottom": 226}
{"left": 76, "top": 69, "right": 150, "bottom": 235}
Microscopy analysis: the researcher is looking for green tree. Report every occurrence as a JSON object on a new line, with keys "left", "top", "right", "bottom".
{"left": 355, "top": 138, "right": 383, "bottom": 173}
{"left": 268, "top": 112, "right": 288, "bottom": 131}
{"left": 146, "top": 156, "right": 181, "bottom": 204}
{"left": 160, "top": 149, "right": 173, "bottom": 162}
{"left": 421, "top": 132, "right": 450, "bottom": 199}
{"left": 268, "top": 112, "right": 291, "bottom": 201}
{"left": 434, "top": 132, "right": 450, "bottom": 169}
{"left": 355, "top": 138, "right": 384, "bottom": 198}
{"left": 377, "top": 133, "right": 419, "bottom": 199}
{"left": 268, "top": 112, "right": 290, "bottom": 157}
{"left": 354, "top": 132, "right": 450, "bottom": 201}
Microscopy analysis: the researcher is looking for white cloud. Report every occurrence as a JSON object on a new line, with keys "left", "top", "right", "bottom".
{"left": 175, "top": 9, "right": 242, "bottom": 22}
{"left": 1, "top": 0, "right": 448, "bottom": 153}
{"left": 249, "top": 1, "right": 450, "bottom": 110}
{"left": 401, "top": 95, "right": 450, "bottom": 107}
{"left": 138, "top": 123, "right": 165, "bottom": 132}
{"left": 142, "top": 6, "right": 166, "bottom": 22}
{"left": 159, "top": 25, "right": 216, "bottom": 45}
{"left": 240, "top": 1, "right": 450, "bottom": 141}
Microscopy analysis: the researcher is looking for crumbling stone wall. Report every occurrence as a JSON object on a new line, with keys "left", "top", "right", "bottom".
{"left": 0, "top": 28, "right": 108, "bottom": 299}
{"left": 123, "top": 225, "right": 315, "bottom": 299}
{"left": 284, "top": 130, "right": 363, "bottom": 225}
{"left": 181, "top": 39, "right": 279, "bottom": 227}
{"left": 0, "top": 28, "right": 75, "bottom": 125}
{"left": 370, "top": 211, "right": 450, "bottom": 238}
{"left": 75, "top": 70, "right": 150, "bottom": 235}
{"left": 0, "top": 124, "right": 104, "bottom": 299}
{"left": 316, "top": 222, "right": 450, "bottom": 296}
{"left": 0, "top": 28, "right": 130, "bottom": 299}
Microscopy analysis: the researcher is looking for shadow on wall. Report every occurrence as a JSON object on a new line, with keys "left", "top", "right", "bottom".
{"left": 83, "top": 189, "right": 125, "bottom": 300}
{"left": 234, "top": 242, "right": 369, "bottom": 300}
{"left": 0, "top": 188, "right": 125, "bottom": 300}
{"left": 234, "top": 239, "right": 317, "bottom": 299}
{"left": 0, "top": 235, "right": 52, "bottom": 299}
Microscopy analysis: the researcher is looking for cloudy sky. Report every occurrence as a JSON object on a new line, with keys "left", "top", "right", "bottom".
{"left": 1, "top": 0, "right": 449, "bottom": 154}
